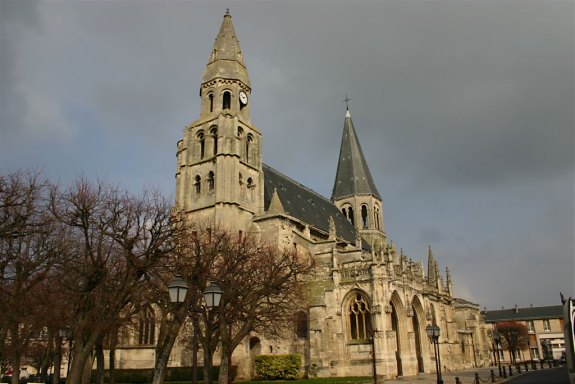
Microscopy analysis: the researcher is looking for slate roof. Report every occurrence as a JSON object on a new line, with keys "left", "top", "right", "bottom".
{"left": 483, "top": 305, "right": 563, "bottom": 323}
{"left": 332, "top": 110, "right": 381, "bottom": 200}
{"left": 263, "top": 164, "right": 358, "bottom": 245}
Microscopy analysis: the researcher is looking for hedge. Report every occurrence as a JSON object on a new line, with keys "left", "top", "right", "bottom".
{"left": 254, "top": 354, "right": 301, "bottom": 380}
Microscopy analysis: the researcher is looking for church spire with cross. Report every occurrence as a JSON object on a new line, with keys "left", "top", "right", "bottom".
{"left": 332, "top": 102, "right": 385, "bottom": 249}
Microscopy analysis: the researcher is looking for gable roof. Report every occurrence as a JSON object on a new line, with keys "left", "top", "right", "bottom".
{"left": 483, "top": 305, "right": 563, "bottom": 323}
{"left": 263, "top": 164, "right": 357, "bottom": 245}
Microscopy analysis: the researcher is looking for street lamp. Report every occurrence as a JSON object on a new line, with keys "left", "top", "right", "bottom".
{"left": 168, "top": 278, "right": 223, "bottom": 384}
{"left": 493, "top": 330, "right": 503, "bottom": 377}
{"left": 426, "top": 325, "right": 443, "bottom": 384}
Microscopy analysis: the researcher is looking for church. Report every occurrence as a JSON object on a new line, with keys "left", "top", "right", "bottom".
{"left": 120, "top": 11, "right": 490, "bottom": 380}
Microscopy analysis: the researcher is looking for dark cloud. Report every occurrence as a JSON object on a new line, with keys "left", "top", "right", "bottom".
{"left": 1, "top": 0, "right": 573, "bottom": 309}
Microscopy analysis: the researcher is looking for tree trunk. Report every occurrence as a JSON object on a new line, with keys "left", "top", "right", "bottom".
{"left": 95, "top": 337, "right": 105, "bottom": 384}
{"left": 53, "top": 334, "right": 63, "bottom": 384}
{"left": 217, "top": 349, "right": 230, "bottom": 384}
{"left": 109, "top": 332, "right": 117, "bottom": 384}
{"left": 152, "top": 318, "right": 184, "bottom": 384}
{"left": 11, "top": 353, "right": 20, "bottom": 384}
{"left": 65, "top": 342, "right": 93, "bottom": 384}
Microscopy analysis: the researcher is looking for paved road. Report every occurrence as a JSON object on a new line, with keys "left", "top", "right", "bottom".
{"left": 506, "top": 366, "right": 568, "bottom": 384}
{"left": 379, "top": 366, "right": 567, "bottom": 384}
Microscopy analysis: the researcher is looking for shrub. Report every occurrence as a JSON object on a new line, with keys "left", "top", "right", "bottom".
{"left": 254, "top": 354, "right": 301, "bottom": 380}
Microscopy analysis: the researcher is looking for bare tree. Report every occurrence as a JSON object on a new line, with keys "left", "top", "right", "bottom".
{"left": 496, "top": 321, "right": 529, "bottom": 364}
{"left": 0, "top": 170, "right": 62, "bottom": 384}
{"left": 48, "top": 178, "right": 177, "bottom": 384}
{"left": 151, "top": 226, "right": 313, "bottom": 384}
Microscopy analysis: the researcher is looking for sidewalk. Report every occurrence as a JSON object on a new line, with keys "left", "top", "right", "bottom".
{"left": 383, "top": 367, "right": 499, "bottom": 384}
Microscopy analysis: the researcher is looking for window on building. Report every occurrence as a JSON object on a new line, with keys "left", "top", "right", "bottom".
{"left": 348, "top": 207, "right": 355, "bottom": 225}
{"left": 295, "top": 311, "right": 308, "bottom": 338}
{"left": 374, "top": 206, "right": 381, "bottom": 230}
{"left": 543, "top": 319, "right": 551, "bottom": 331}
{"left": 208, "top": 93, "right": 214, "bottom": 112}
{"left": 138, "top": 307, "right": 155, "bottom": 345}
{"left": 246, "top": 134, "right": 253, "bottom": 163}
{"left": 208, "top": 171, "right": 215, "bottom": 190}
{"left": 223, "top": 91, "right": 231, "bottom": 110}
{"left": 348, "top": 292, "right": 371, "bottom": 341}
{"left": 210, "top": 127, "right": 218, "bottom": 155}
{"left": 195, "top": 175, "right": 201, "bottom": 194}
{"left": 361, "top": 205, "right": 368, "bottom": 229}
{"left": 527, "top": 320, "right": 535, "bottom": 332}
{"left": 198, "top": 132, "right": 205, "bottom": 159}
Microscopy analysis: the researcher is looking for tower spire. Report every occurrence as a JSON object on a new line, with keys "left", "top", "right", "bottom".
{"left": 201, "top": 10, "right": 251, "bottom": 89}
{"left": 331, "top": 110, "right": 381, "bottom": 200}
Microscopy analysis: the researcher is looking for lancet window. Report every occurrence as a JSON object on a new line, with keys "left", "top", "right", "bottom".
{"left": 347, "top": 292, "right": 372, "bottom": 341}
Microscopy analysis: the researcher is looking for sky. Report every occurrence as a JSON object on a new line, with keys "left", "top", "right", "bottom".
{"left": 1, "top": 0, "right": 573, "bottom": 310}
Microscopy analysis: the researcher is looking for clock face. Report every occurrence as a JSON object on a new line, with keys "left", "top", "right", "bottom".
{"left": 239, "top": 91, "right": 248, "bottom": 105}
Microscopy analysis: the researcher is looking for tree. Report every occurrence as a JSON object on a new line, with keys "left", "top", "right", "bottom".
{"left": 0, "top": 170, "right": 63, "bottom": 384}
{"left": 150, "top": 226, "right": 314, "bottom": 384}
{"left": 496, "top": 321, "right": 529, "bottom": 364}
{"left": 48, "top": 178, "right": 177, "bottom": 384}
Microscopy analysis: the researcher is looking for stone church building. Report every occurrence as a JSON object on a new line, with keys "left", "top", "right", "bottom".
{"left": 115, "top": 11, "right": 491, "bottom": 380}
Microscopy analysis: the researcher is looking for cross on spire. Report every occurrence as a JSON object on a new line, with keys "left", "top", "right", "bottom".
{"left": 343, "top": 94, "right": 351, "bottom": 111}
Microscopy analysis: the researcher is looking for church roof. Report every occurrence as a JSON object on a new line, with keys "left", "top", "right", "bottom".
{"left": 483, "top": 305, "right": 563, "bottom": 323}
{"left": 332, "top": 110, "right": 381, "bottom": 200}
{"left": 263, "top": 164, "right": 357, "bottom": 245}
{"left": 201, "top": 10, "right": 251, "bottom": 88}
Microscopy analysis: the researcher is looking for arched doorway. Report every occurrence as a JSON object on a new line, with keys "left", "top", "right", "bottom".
{"left": 249, "top": 337, "right": 261, "bottom": 379}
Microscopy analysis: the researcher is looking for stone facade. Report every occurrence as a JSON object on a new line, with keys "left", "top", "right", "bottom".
{"left": 110, "top": 10, "right": 491, "bottom": 381}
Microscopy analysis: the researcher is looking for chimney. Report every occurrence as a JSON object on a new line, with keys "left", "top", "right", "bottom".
{"left": 514, "top": 304, "right": 519, "bottom": 313}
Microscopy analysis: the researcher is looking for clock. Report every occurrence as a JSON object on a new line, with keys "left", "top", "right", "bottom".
{"left": 239, "top": 91, "right": 248, "bottom": 105}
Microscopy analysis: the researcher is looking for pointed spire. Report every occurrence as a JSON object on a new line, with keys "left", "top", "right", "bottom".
{"left": 202, "top": 10, "right": 251, "bottom": 88}
{"left": 332, "top": 109, "right": 381, "bottom": 200}
{"left": 427, "top": 245, "right": 437, "bottom": 287}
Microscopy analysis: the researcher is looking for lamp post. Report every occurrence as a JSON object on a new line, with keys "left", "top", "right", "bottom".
{"left": 368, "top": 328, "right": 377, "bottom": 384}
{"left": 168, "top": 278, "right": 223, "bottom": 384}
{"left": 426, "top": 325, "right": 443, "bottom": 384}
{"left": 493, "top": 330, "right": 503, "bottom": 377}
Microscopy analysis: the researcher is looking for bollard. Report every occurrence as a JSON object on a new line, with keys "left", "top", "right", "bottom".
{"left": 516, "top": 363, "right": 521, "bottom": 373}
{"left": 490, "top": 369, "right": 496, "bottom": 382}
{"left": 532, "top": 360, "right": 537, "bottom": 370}
{"left": 455, "top": 377, "right": 462, "bottom": 384}
{"left": 508, "top": 365, "right": 513, "bottom": 376}
{"left": 525, "top": 361, "right": 529, "bottom": 371}
{"left": 502, "top": 365, "right": 507, "bottom": 379}
{"left": 540, "top": 360, "right": 544, "bottom": 369}
{"left": 548, "top": 359, "right": 552, "bottom": 369}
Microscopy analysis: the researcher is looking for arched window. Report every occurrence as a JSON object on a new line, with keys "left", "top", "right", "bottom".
{"left": 361, "top": 205, "right": 368, "bottom": 229}
{"left": 208, "top": 171, "right": 215, "bottom": 190}
{"left": 138, "top": 307, "right": 155, "bottom": 345}
{"left": 374, "top": 206, "right": 381, "bottom": 230}
{"left": 295, "top": 311, "right": 309, "bottom": 338}
{"left": 208, "top": 93, "right": 214, "bottom": 112}
{"left": 195, "top": 175, "right": 201, "bottom": 194}
{"left": 223, "top": 91, "right": 231, "bottom": 110}
{"left": 197, "top": 132, "right": 205, "bottom": 159}
{"left": 342, "top": 207, "right": 347, "bottom": 217}
{"left": 348, "top": 207, "right": 355, "bottom": 225}
{"left": 348, "top": 292, "right": 371, "bottom": 341}
{"left": 247, "top": 177, "right": 253, "bottom": 188}
{"left": 246, "top": 134, "right": 253, "bottom": 163}
{"left": 210, "top": 126, "right": 218, "bottom": 155}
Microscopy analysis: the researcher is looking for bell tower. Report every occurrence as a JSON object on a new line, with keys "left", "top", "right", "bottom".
{"left": 175, "top": 10, "right": 263, "bottom": 229}
{"left": 332, "top": 108, "right": 386, "bottom": 252}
